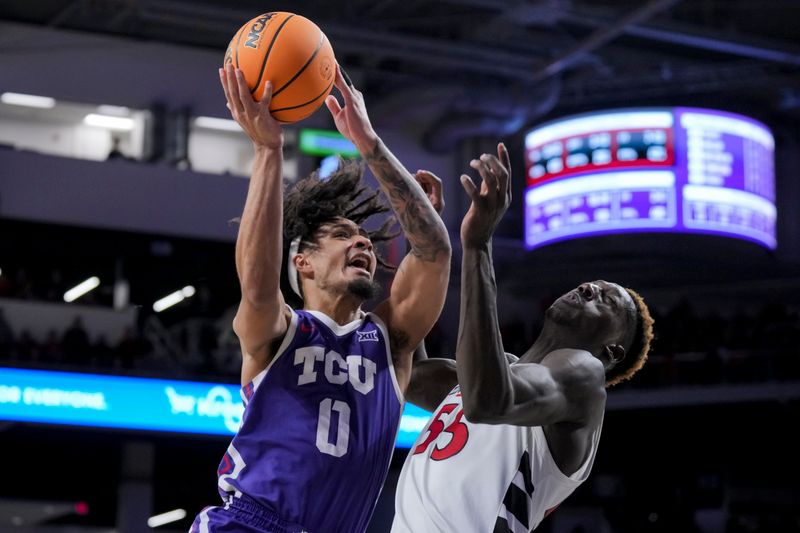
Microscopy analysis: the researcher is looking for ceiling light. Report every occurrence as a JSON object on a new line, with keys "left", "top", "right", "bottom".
{"left": 64, "top": 277, "right": 100, "bottom": 303}
{"left": 153, "top": 286, "right": 195, "bottom": 312}
{"left": 194, "top": 116, "right": 241, "bottom": 132}
{"left": 147, "top": 508, "right": 186, "bottom": 528}
{"left": 1, "top": 92, "right": 56, "bottom": 108}
{"left": 83, "top": 113, "right": 135, "bottom": 130}
{"left": 97, "top": 104, "right": 131, "bottom": 116}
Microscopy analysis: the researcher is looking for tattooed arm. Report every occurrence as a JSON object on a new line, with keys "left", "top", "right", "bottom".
{"left": 325, "top": 66, "right": 451, "bottom": 390}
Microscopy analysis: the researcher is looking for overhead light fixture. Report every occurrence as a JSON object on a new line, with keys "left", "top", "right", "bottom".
{"left": 194, "top": 116, "right": 241, "bottom": 132}
{"left": 147, "top": 508, "right": 187, "bottom": 528}
{"left": 97, "top": 104, "right": 131, "bottom": 116}
{"left": 84, "top": 113, "right": 135, "bottom": 130}
{"left": 1, "top": 92, "right": 56, "bottom": 109}
{"left": 153, "top": 286, "right": 195, "bottom": 312}
{"left": 64, "top": 277, "right": 101, "bottom": 303}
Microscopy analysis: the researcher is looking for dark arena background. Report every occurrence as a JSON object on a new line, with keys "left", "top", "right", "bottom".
{"left": 1, "top": 1, "right": 800, "bottom": 532}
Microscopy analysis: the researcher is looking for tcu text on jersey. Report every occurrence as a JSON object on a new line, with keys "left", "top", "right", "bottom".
{"left": 294, "top": 346, "right": 376, "bottom": 395}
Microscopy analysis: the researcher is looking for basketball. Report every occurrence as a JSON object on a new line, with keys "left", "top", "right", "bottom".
{"left": 224, "top": 12, "right": 336, "bottom": 124}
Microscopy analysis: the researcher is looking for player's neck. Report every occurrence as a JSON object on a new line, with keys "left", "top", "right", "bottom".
{"left": 522, "top": 323, "right": 599, "bottom": 362}
{"left": 303, "top": 290, "right": 364, "bottom": 325}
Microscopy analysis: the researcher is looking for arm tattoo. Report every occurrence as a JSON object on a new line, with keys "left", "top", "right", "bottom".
{"left": 364, "top": 140, "right": 450, "bottom": 263}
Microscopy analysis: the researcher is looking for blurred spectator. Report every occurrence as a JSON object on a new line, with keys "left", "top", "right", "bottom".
{"left": 13, "top": 269, "right": 33, "bottom": 299}
{"left": 91, "top": 334, "right": 114, "bottom": 367}
{"left": 41, "top": 328, "right": 63, "bottom": 363}
{"left": 115, "top": 326, "right": 151, "bottom": 369}
{"left": 0, "top": 308, "right": 14, "bottom": 359}
{"left": 62, "top": 316, "right": 91, "bottom": 365}
{"left": 16, "top": 329, "right": 39, "bottom": 363}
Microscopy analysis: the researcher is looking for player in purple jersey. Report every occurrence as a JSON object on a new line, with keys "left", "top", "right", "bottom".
{"left": 189, "top": 63, "right": 451, "bottom": 533}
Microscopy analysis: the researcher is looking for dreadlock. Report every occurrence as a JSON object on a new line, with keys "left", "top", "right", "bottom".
{"left": 605, "top": 288, "right": 655, "bottom": 388}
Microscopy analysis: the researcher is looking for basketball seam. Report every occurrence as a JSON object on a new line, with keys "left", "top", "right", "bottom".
{"left": 272, "top": 31, "right": 325, "bottom": 98}
{"left": 251, "top": 13, "right": 295, "bottom": 95}
{"left": 233, "top": 21, "right": 246, "bottom": 69}
{"left": 271, "top": 77, "right": 334, "bottom": 113}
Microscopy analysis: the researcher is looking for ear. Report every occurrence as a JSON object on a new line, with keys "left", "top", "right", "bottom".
{"left": 293, "top": 253, "right": 314, "bottom": 277}
{"left": 604, "top": 344, "right": 626, "bottom": 366}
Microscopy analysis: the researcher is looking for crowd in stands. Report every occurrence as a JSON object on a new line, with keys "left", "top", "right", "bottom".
{"left": 1, "top": 266, "right": 799, "bottom": 388}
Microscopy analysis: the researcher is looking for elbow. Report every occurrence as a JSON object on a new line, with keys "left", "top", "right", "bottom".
{"left": 439, "top": 237, "right": 453, "bottom": 260}
{"left": 461, "top": 402, "right": 488, "bottom": 423}
{"left": 461, "top": 393, "right": 511, "bottom": 425}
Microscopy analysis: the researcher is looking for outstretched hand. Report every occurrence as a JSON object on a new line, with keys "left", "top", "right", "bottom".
{"left": 415, "top": 170, "right": 445, "bottom": 214}
{"left": 219, "top": 64, "right": 283, "bottom": 150}
{"left": 460, "top": 142, "right": 512, "bottom": 248}
{"left": 324, "top": 65, "right": 378, "bottom": 152}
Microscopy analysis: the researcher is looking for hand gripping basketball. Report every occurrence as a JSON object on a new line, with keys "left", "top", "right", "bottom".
{"left": 219, "top": 64, "right": 283, "bottom": 150}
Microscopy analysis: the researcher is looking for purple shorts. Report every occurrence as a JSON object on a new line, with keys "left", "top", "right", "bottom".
{"left": 190, "top": 494, "right": 310, "bottom": 533}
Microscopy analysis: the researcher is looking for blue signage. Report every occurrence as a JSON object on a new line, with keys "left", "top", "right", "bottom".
{"left": 0, "top": 368, "right": 431, "bottom": 447}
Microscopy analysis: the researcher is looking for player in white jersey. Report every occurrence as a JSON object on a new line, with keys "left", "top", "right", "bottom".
{"left": 396, "top": 143, "right": 655, "bottom": 532}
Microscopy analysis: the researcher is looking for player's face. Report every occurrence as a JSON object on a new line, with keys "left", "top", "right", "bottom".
{"left": 309, "top": 218, "right": 377, "bottom": 293}
{"left": 547, "top": 280, "right": 635, "bottom": 344}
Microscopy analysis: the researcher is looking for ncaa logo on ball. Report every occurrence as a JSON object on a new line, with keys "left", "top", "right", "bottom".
{"left": 244, "top": 13, "right": 275, "bottom": 49}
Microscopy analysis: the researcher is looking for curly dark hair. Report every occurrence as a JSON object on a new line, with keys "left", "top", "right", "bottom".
{"left": 280, "top": 158, "right": 398, "bottom": 305}
{"left": 605, "top": 288, "right": 654, "bottom": 388}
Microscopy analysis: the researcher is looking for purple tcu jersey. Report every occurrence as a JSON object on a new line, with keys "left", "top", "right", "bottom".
{"left": 216, "top": 308, "right": 404, "bottom": 533}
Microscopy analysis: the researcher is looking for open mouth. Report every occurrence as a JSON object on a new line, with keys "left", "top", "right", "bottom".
{"left": 347, "top": 256, "right": 371, "bottom": 276}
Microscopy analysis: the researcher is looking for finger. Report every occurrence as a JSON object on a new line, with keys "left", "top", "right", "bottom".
{"left": 225, "top": 65, "right": 244, "bottom": 115}
{"left": 460, "top": 174, "right": 478, "bottom": 201}
{"left": 219, "top": 68, "right": 233, "bottom": 110}
{"left": 417, "top": 170, "right": 443, "bottom": 205}
{"left": 416, "top": 169, "right": 441, "bottom": 184}
{"left": 483, "top": 154, "right": 506, "bottom": 181}
{"left": 333, "top": 64, "right": 353, "bottom": 100}
{"left": 415, "top": 171, "right": 431, "bottom": 192}
{"left": 340, "top": 64, "right": 354, "bottom": 88}
{"left": 235, "top": 69, "right": 257, "bottom": 114}
{"left": 498, "top": 142, "right": 512, "bottom": 202}
{"left": 498, "top": 142, "right": 511, "bottom": 177}
{"left": 325, "top": 94, "right": 342, "bottom": 116}
{"left": 473, "top": 156, "right": 498, "bottom": 192}
{"left": 259, "top": 80, "right": 274, "bottom": 107}
{"left": 483, "top": 153, "right": 508, "bottom": 196}
{"left": 415, "top": 170, "right": 439, "bottom": 189}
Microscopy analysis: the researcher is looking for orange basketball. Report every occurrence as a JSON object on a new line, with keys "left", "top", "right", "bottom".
{"left": 224, "top": 12, "right": 336, "bottom": 124}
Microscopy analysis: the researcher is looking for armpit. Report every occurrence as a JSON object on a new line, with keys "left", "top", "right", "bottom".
{"left": 390, "top": 328, "right": 411, "bottom": 355}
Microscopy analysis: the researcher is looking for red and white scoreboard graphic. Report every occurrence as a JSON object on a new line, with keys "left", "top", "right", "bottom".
{"left": 523, "top": 108, "right": 775, "bottom": 250}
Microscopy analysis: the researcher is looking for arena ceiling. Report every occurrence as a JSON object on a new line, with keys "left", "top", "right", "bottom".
{"left": 1, "top": 0, "right": 800, "bottom": 144}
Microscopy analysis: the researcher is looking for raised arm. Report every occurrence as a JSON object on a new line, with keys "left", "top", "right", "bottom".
{"left": 325, "top": 67, "right": 451, "bottom": 362}
{"left": 455, "top": 144, "right": 604, "bottom": 427}
{"left": 220, "top": 65, "right": 289, "bottom": 385}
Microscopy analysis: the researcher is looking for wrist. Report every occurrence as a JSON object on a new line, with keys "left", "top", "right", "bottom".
{"left": 354, "top": 132, "right": 380, "bottom": 155}
{"left": 462, "top": 240, "right": 492, "bottom": 253}
{"left": 253, "top": 142, "right": 283, "bottom": 156}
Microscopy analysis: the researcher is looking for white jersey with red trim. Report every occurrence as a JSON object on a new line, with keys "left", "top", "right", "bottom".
{"left": 392, "top": 385, "right": 603, "bottom": 533}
